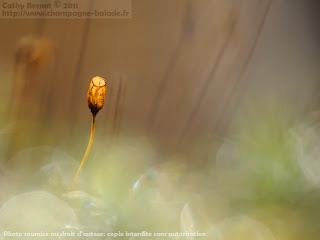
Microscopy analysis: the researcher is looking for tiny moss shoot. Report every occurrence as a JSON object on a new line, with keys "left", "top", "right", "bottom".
{"left": 71, "top": 76, "right": 107, "bottom": 189}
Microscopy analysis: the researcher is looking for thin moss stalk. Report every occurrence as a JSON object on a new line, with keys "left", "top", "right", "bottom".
{"left": 71, "top": 76, "right": 107, "bottom": 189}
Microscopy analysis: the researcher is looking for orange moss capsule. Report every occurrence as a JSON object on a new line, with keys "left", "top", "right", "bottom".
{"left": 87, "top": 76, "right": 107, "bottom": 116}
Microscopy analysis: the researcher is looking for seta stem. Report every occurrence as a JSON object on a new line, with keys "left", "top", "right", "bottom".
{"left": 71, "top": 113, "right": 96, "bottom": 189}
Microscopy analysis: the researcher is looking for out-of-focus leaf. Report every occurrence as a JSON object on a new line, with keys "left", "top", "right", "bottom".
{"left": 38, "top": 148, "right": 80, "bottom": 190}
{"left": 216, "top": 216, "right": 275, "bottom": 240}
{"left": 0, "top": 191, "right": 78, "bottom": 240}
{"left": 62, "top": 190, "right": 116, "bottom": 234}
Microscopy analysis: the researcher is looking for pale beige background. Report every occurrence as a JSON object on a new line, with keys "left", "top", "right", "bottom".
{"left": 0, "top": 0, "right": 319, "bottom": 154}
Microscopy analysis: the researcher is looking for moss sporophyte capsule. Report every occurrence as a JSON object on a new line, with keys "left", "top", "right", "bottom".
{"left": 71, "top": 76, "right": 107, "bottom": 189}
{"left": 87, "top": 76, "right": 107, "bottom": 116}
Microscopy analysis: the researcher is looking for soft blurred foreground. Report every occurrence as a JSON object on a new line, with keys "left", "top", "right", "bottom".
{"left": 0, "top": 110, "right": 320, "bottom": 240}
